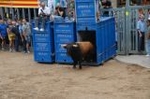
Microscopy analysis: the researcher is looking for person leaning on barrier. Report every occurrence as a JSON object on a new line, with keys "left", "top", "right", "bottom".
{"left": 34, "top": 2, "right": 50, "bottom": 31}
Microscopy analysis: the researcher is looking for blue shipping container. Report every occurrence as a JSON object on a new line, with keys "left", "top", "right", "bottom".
{"left": 76, "top": 17, "right": 116, "bottom": 65}
{"left": 32, "top": 21, "right": 54, "bottom": 63}
{"left": 34, "top": 51, "right": 54, "bottom": 63}
{"left": 55, "top": 52, "right": 73, "bottom": 63}
{"left": 54, "top": 22, "right": 76, "bottom": 63}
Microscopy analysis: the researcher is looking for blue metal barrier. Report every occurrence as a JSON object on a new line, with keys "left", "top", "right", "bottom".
{"left": 32, "top": 22, "right": 54, "bottom": 63}
{"left": 54, "top": 22, "right": 76, "bottom": 63}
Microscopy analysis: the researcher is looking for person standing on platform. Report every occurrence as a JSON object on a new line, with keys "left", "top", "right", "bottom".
{"left": 34, "top": 2, "right": 50, "bottom": 31}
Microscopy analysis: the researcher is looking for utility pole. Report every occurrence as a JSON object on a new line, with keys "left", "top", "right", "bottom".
{"left": 125, "top": 0, "right": 130, "bottom": 55}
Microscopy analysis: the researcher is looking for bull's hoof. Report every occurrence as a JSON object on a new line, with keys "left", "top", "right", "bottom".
{"left": 73, "top": 66, "right": 76, "bottom": 69}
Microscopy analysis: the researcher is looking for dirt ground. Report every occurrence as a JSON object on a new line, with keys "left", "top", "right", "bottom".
{"left": 0, "top": 51, "right": 150, "bottom": 99}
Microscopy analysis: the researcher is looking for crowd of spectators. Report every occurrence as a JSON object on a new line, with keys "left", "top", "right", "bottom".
{"left": 0, "top": 18, "right": 32, "bottom": 53}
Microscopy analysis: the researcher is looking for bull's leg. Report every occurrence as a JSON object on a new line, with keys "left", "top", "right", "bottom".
{"left": 73, "top": 61, "right": 77, "bottom": 69}
{"left": 79, "top": 61, "right": 82, "bottom": 69}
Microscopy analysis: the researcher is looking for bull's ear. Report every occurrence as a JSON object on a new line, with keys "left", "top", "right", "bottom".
{"left": 61, "top": 44, "right": 67, "bottom": 48}
{"left": 73, "top": 44, "right": 78, "bottom": 47}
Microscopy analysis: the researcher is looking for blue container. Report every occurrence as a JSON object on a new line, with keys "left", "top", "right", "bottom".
{"left": 34, "top": 51, "right": 54, "bottom": 63}
{"left": 54, "top": 22, "right": 76, "bottom": 63}
{"left": 75, "top": 2, "right": 96, "bottom": 23}
{"left": 32, "top": 21, "right": 54, "bottom": 63}
{"left": 33, "top": 31, "right": 52, "bottom": 42}
{"left": 55, "top": 33, "right": 76, "bottom": 43}
{"left": 55, "top": 43, "right": 67, "bottom": 52}
{"left": 76, "top": 23, "right": 96, "bottom": 31}
{"left": 54, "top": 22, "right": 74, "bottom": 34}
{"left": 76, "top": 17, "right": 116, "bottom": 65}
{"left": 34, "top": 42, "right": 52, "bottom": 51}
{"left": 76, "top": 0, "right": 94, "bottom": 2}
{"left": 75, "top": 0, "right": 101, "bottom": 23}
{"left": 76, "top": 2, "right": 95, "bottom": 18}
{"left": 55, "top": 52, "right": 73, "bottom": 63}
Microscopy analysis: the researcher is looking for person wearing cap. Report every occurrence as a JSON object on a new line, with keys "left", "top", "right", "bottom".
{"left": 145, "top": 18, "right": 150, "bottom": 56}
{"left": 137, "top": 14, "right": 147, "bottom": 53}
{"left": 34, "top": 2, "right": 50, "bottom": 31}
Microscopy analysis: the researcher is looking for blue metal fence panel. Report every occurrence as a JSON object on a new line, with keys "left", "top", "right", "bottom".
{"left": 34, "top": 51, "right": 54, "bottom": 63}
{"left": 54, "top": 22, "right": 76, "bottom": 63}
{"left": 55, "top": 34, "right": 75, "bottom": 43}
{"left": 75, "top": 0, "right": 97, "bottom": 23}
{"left": 32, "top": 22, "right": 54, "bottom": 63}
{"left": 54, "top": 22, "right": 74, "bottom": 34}
{"left": 96, "top": 17, "right": 116, "bottom": 64}
{"left": 75, "top": 0, "right": 94, "bottom": 2}
{"left": 33, "top": 31, "right": 52, "bottom": 42}
{"left": 76, "top": 17, "right": 116, "bottom": 65}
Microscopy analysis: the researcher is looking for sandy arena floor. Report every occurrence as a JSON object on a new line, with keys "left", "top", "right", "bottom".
{"left": 0, "top": 51, "right": 150, "bottom": 99}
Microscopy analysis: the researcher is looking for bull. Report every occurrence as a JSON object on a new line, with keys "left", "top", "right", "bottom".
{"left": 61, "top": 41, "right": 94, "bottom": 69}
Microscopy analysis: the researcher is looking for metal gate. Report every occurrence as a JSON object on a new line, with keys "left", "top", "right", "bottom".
{"left": 101, "top": 5, "right": 150, "bottom": 55}
{"left": 0, "top": 7, "right": 38, "bottom": 22}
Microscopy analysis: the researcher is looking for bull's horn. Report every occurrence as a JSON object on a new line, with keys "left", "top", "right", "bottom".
{"left": 61, "top": 44, "right": 67, "bottom": 47}
{"left": 73, "top": 44, "right": 78, "bottom": 47}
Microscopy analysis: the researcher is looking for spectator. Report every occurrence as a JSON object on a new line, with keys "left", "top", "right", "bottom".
{"left": 18, "top": 19, "right": 24, "bottom": 44}
{"left": 0, "top": 19, "right": 7, "bottom": 51}
{"left": 101, "top": 0, "right": 112, "bottom": 16}
{"left": 11, "top": 20, "right": 20, "bottom": 52}
{"left": 48, "top": 0, "right": 55, "bottom": 14}
{"left": 34, "top": 2, "right": 50, "bottom": 31}
{"left": 67, "top": 0, "right": 75, "bottom": 20}
{"left": 22, "top": 19, "right": 31, "bottom": 53}
{"left": 137, "top": 14, "right": 147, "bottom": 52}
{"left": 51, "top": 3, "right": 66, "bottom": 21}
{"left": 7, "top": 19, "right": 15, "bottom": 52}
{"left": 148, "top": 9, "right": 150, "bottom": 20}
{"left": 59, "top": 0, "right": 67, "bottom": 11}
{"left": 145, "top": 19, "right": 150, "bottom": 56}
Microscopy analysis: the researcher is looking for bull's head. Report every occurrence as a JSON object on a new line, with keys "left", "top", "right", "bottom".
{"left": 61, "top": 43, "right": 79, "bottom": 56}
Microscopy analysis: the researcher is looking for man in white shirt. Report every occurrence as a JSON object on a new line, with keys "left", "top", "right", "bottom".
{"left": 34, "top": 2, "right": 50, "bottom": 31}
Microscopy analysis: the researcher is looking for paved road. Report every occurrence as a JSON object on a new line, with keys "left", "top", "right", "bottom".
{"left": 115, "top": 55, "right": 150, "bottom": 68}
